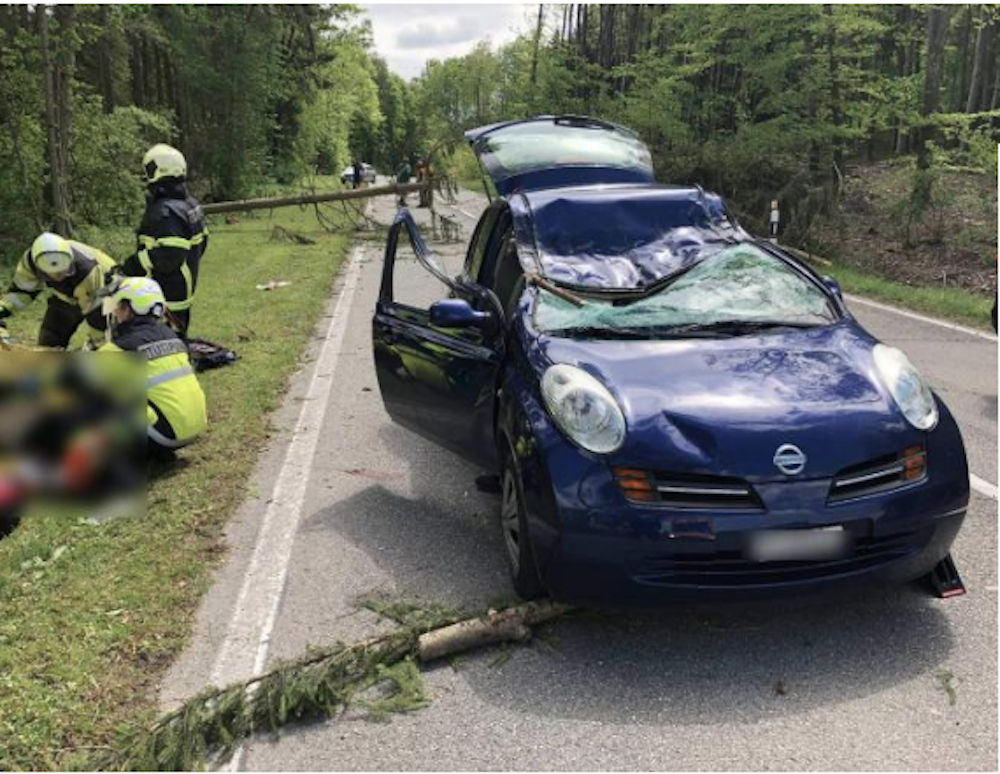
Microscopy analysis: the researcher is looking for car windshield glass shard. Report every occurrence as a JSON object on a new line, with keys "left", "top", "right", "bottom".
{"left": 535, "top": 243, "right": 836, "bottom": 337}
{"left": 477, "top": 120, "right": 652, "bottom": 181}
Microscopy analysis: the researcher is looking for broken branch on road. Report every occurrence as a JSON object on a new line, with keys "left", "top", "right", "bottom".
{"left": 83, "top": 600, "right": 573, "bottom": 771}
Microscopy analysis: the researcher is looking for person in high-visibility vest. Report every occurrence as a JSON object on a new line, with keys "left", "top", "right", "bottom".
{"left": 122, "top": 144, "right": 208, "bottom": 337}
{"left": 0, "top": 232, "right": 117, "bottom": 349}
{"left": 100, "top": 277, "right": 207, "bottom": 457}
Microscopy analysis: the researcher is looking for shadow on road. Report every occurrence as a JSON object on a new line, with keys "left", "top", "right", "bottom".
{"left": 304, "top": 422, "right": 956, "bottom": 727}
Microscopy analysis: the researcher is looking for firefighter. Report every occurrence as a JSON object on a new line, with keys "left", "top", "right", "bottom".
{"left": 100, "top": 277, "right": 207, "bottom": 457}
{"left": 0, "top": 232, "right": 117, "bottom": 349}
{"left": 123, "top": 144, "right": 208, "bottom": 337}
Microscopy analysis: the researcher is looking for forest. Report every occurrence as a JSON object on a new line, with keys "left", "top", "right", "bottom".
{"left": 1, "top": 4, "right": 997, "bottom": 280}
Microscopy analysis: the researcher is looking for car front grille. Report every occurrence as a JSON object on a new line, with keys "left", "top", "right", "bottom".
{"left": 828, "top": 446, "right": 926, "bottom": 504}
{"left": 631, "top": 527, "right": 928, "bottom": 587}
{"left": 613, "top": 468, "right": 763, "bottom": 510}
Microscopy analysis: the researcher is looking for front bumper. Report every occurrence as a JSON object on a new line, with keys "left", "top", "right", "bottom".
{"left": 539, "top": 508, "right": 965, "bottom": 605}
{"left": 509, "top": 402, "right": 969, "bottom": 606}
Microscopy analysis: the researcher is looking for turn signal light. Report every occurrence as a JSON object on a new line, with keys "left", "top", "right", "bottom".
{"left": 902, "top": 445, "right": 926, "bottom": 481}
{"left": 612, "top": 467, "right": 657, "bottom": 502}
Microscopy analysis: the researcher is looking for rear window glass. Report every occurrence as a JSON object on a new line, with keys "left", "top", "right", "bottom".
{"left": 477, "top": 121, "right": 653, "bottom": 182}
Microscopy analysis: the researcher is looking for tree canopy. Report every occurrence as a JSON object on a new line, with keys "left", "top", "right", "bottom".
{"left": 1, "top": 4, "right": 997, "bottom": 260}
{"left": 413, "top": 4, "right": 999, "bottom": 234}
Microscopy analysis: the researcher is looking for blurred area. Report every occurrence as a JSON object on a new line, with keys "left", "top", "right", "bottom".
{"left": 0, "top": 348, "right": 147, "bottom": 536}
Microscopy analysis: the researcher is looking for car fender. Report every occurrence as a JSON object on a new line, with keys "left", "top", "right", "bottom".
{"left": 497, "top": 346, "right": 564, "bottom": 575}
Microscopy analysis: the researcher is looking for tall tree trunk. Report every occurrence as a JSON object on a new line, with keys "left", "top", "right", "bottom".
{"left": 806, "top": 28, "right": 822, "bottom": 180}
{"left": 895, "top": 8, "right": 915, "bottom": 155}
{"left": 966, "top": 16, "right": 993, "bottom": 112}
{"left": 132, "top": 32, "right": 145, "bottom": 107}
{"left": 529, "top": 4, "right": 544, "bottom": 105}
{"left": 991, "top": 57, "right": 1000, "bottom": 110}
{"left": 54, "top": 3, "right": 74, "bottom": 212}
{"left": 918, "top": 5, "right": 948, "bottom": 170}
{"left": 38, "top": 5, "right": 71, "bottom": 235}
{"left": 981, "top": 24, "right": 998, "bottom": 111}
{"left": 825, "top": 5, "right": 844, "bottom": 180}
{"left": 955, "top": 6, "right": 973, "bottom": 111}
{"left": 98, "top": 5, "right": 114, "bottom": 112}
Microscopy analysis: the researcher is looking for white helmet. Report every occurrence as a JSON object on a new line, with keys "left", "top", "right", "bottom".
{"left": 30, "top": 232, "right": 74, "bottom": 279}
{"left": 108, "top": 276, "right": 166, "bottom": 318}
{"left": 143, "top": 143, "right": 187, "bottom": 184}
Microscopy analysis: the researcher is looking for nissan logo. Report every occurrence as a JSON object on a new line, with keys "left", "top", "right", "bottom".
{"left": 773, "top": 444, "right": 807, "bottom": 475}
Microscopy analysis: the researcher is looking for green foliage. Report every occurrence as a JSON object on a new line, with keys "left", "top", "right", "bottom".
{"left": 296, "top": 35, "right": 383, "bottom": 181}
{"left": 407, "top": 4, "right": 994, "bottom": 244}
{"left": 0, "top": 21, "right": 46, "bottom": 260}
{"left": 358, "top": 592, "right": 461, "bottom": 630}
{"left": 70, "top": 101, "right": 173, "bottom": 227}
{"left": 0, "top": 3, "right": 384, "bottom": 250}
{"left": 933, "top": 111, "right": 1000, "bottom": 171}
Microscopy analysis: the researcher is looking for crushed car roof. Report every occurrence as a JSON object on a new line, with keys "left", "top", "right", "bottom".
{"left": 508, "top": 184, "right": 749, "bottom": 290}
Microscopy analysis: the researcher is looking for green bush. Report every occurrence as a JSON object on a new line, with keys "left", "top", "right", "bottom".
{"left": 70, "top": 100, "right": 174, "bottom": 228}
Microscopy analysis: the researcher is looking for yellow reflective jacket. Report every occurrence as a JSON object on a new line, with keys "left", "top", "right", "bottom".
{"left": 1, "top": 239, "right": 117, "bottom": 347}
{"left": 100, "top": 317, "right": 207, "bottom": 448}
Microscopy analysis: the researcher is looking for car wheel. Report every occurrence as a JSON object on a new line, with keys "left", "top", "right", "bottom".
{"left": 500, "top": 447, "right": 545, "bottom": 599}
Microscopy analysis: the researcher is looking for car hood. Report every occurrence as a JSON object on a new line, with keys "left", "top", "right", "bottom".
{"left": 534, "top": 324, "right": 922, "bottom": 482}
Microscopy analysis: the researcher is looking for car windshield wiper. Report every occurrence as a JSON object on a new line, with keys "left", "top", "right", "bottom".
{"left": 658, "top": 319, "right": 827, "bottom": 336}
{"left": 546, "top": 325, "right": 654, "bottom": 340}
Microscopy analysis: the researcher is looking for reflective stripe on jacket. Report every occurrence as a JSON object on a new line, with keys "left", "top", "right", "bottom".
{"left": 125, "top": 189, "right": 208, "bottom": 313}
{"left": 102, "top": 317, "right": 207, "bottom": 447}
{"left": 1, "top": 240, "right": 117, "bottom": 346}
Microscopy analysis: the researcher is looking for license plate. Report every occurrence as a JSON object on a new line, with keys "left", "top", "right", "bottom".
{"left": 746, "top": 525, "right": 849, "bottom": 562}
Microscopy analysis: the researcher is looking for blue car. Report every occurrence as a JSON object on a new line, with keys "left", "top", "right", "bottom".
{"left": 372, "top": 116, "right": 969, "bottom": 604}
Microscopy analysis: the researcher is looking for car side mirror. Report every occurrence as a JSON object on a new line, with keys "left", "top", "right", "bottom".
{"left": 429, "top": 299, "right": 493, "bottom": 329}
{"left": 822, "top": 276, "right": 843, "bottom": 298}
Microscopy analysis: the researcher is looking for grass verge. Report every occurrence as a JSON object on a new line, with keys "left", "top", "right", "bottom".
{"left": 785, "top": 246, "right": 995, "bottom": 331}
{"left": 0, "top": 200, "right": 355, "bottom": 769}
{"left": 829, "top": 260, "right": 993, "bottom": 331}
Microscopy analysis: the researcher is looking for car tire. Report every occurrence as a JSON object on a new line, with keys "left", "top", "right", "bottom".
{"left": 499, "top": 446, "right": 546, "bottom": 600}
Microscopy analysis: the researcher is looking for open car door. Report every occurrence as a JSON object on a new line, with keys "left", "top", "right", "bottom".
{"left": 372, "top": 210, "right": 504, "bottom": 469}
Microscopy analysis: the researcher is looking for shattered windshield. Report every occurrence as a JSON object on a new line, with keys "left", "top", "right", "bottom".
{"left": 477, "top": 120, "right": 653, "bottom": 180}
{"left": 535, "top": 244, "right": 837, "bottom": 338}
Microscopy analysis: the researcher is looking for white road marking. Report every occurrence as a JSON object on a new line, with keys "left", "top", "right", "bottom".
{"left": 210, "top": 246, "right": 364, "bottom": 690}
{"left": 970, "top": 474, "right": 998, "bottom": 500}
{"left": 843, "top": 293, "right": 997, "bottom": 500}
{"left": 845, "top": 293, "right": 998, "bottom": 343}
{"left": 436, "top": 201, "right": 478, "bottom": 220}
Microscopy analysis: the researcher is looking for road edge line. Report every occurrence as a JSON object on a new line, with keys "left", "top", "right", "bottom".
{"left": 970, "top": 473, "right": 999, "bottom": 500}
{"left": 844, "top": 293, "right": 997, "bottom": 343}
{"left": 209, "top": 245, "right": 364, "bottom": 690}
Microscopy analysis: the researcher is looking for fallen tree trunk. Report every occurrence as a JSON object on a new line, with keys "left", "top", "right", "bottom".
{"left": 202, "top": 181, "right": 433, "bottom": 215}
{"left": 417, "top": 600, "right": 572, "bottom": 661}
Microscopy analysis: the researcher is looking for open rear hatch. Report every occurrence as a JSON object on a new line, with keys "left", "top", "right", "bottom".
{"left": 465, "top": 115, "right": 654, "bottom": 195}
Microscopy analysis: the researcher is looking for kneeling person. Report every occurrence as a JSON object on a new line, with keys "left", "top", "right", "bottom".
{"left": 102, "top": 278, "right": 207, "bottom": 455}
{"left": 0, "top": 232, "right": 117, "bottom": 348}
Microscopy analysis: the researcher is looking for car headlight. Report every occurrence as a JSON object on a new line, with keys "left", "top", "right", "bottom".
{"left": 541, "top": 364, "right": 626, "bottom": 454}
{"left": 872, "top": 344, "right": 938, "bottom": 431}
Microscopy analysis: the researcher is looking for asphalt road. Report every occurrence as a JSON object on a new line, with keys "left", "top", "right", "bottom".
{"left": 163, "top": 186, "right": 997, "bottom": 771}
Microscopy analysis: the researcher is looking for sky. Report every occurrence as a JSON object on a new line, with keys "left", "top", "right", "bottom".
{"left": 361, "top": 4, "right": 534, "bottom": 80}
